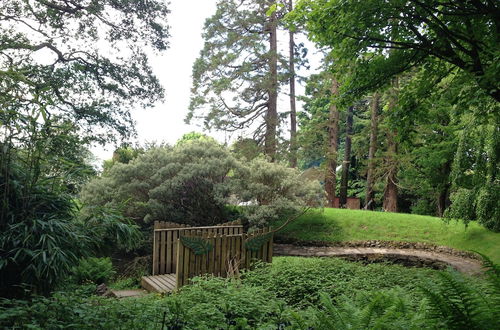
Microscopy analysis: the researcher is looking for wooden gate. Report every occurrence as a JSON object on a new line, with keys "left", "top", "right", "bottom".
{"left": 175, "top": 228, "right": 273, "bottom": 288}
{"left": 144, "top": 221, "right": 273, "bottom": 291}
{"left": 152, "top": 220, "right": 244, "bottom": 275}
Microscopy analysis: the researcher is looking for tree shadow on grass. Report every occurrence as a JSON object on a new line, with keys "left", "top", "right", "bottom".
{"left": 276, "top": 209, "right": 345, "bottom": 242}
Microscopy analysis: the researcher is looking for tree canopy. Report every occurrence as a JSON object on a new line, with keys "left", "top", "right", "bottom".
{"left": 1, "top": 0, "right": 170, "bottom": 143}
{"left": 290, "top": 0, "right": 500, "bottom": 102}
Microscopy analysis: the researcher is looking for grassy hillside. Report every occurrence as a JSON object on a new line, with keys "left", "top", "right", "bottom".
{"left": 277, "top": 208, "right": 500, "bottom": 263}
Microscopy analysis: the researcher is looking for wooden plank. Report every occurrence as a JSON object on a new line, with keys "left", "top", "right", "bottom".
{"left": 172, "top": 230, "right": 178, "bottom": 273}
{"left": 152, "top": 231, "right": 159, "bottom": 275}
{"left": 183, "top": 243, "right": 190, "bottom": 286}
{"left": 166, "top": 230, "right": 172, "bottom": 273}
{"left": 208, "top": 235, "right": 215, "bottom": 275}
{"left": 154, "top": 225, "right": 243, "bottom": 232}
{"left": 141, "top": 277, "right": 162, "bottom": 293}
{"left": 201, "top": 232, "right": 208, "bottom": 275}
{"left": 159, "top": 230, "right": 166, "bottom": 274}
{"left": 164, "top": 274, "right": 177, "bottom": 287}
{"left": 220, "top": 235, "right": 227, "bottom": 277}
{"left": 160, "top": 274, "right": 177, "bottom": 289}
{"left": 147, "top": 276, "right": 169, "bottom": 292}
{"left": 154, "top": 275, "right": 172, "bottom": 289}
{"left": 175, "top": 239, "right": 183, "bottom": 289}
{"left": 215, "top": 234, "right": 222, "bottom": 276}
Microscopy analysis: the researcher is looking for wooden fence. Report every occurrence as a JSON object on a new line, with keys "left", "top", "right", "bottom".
{"left": 152, "top": 221, "right": 244, "bottom": 275}
{"left": 176, "top": 228, "right": 273, "bottom": 288}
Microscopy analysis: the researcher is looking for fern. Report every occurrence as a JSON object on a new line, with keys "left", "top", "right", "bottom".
{"left": 419, "top": 255, "right": 500, "bottom": 330}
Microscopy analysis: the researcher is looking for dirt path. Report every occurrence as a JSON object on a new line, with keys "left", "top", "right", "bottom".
{"left": 274, "top": 244, "right": 483, "bottom": 276}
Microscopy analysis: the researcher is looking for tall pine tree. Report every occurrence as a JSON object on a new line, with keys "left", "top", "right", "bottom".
{"left": 188, "top": 0, "right": 285, "bottom": 160}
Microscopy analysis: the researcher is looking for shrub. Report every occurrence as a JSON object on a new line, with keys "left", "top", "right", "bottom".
{"left": 80, "top": 141, "right": 239, "bottom": 227}
{"left": 81, "top": 141, "right": 323, "bottom": 229}
{"left": 71, "top": 257, "right": 116, "bottom": 285}
{"left": 232, "top": 157, "right": 324, "bottom": 227}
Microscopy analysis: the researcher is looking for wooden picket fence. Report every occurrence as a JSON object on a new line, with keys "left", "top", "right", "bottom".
{"left": 152, "top": 220, "right": 244, "bottom": 275}
{"left": 146, "top": 220, "right": 273, "bottom": 291}
{"left": 176, "top": 228, "right": 273, "bottom": 288}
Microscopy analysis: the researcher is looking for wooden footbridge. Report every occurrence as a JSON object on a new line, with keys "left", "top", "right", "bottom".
{"left": 141, "top": 220, "right": 273, "bottom": 293}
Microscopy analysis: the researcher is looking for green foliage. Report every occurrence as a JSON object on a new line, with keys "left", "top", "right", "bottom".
{"left": 82, "top": 141, "right": 323, "bottom": 229}
{"left": 0, "top": 156, "right": 89, "bottom": 295}
{"left": 0, "top": 277, "right": 294, "bottom": 329}
{"left": 2, "top": 259, "right": 498, "bottom": 329}
{"left": 290, "top": 0, "right": 499, "bottom": 102}
{"left": 475, "top": 183, "right": 500, "bottom": 232}
{"left": 71, "top": 257, "right": 115, "bottom": 285}
{"left": 176, "top": 131, "right": 216, "bottom": 146}
{"left": 243, "top": 257, "right": 439, "bottom": 308}
{"left": 445, "top": 189, "right": 477, "bottom": 228}
{"left": 81, "top": 141, "right": 239, "bottom": 227}
{"left": 180, "top": 236, "right": 213, "bottom": 255}
{"left": 419, "top": 256, "right": 500, "bottom": 329}
{"left": 304, "top": 290, "right": 428, "bottom": 329}
{"left": 79, "top": 205, "right": 143, "bottom": 254}
{"left": 0, "top": 152, "right": 142, "bottom": 295}
{"left": 233, "top": 157, "right": 324, "bottom": 227}
{"left": 1, "top": 0, "right": 170, "bottom": 143}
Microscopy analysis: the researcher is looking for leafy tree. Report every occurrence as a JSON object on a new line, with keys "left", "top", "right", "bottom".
{"left": 176, "top": 132, "right": 216, "bottom": 146}
{"left": 188, "top": 0, "right": 287, "bottom": 160}
{"left": 1, "top": 0, "right": 170, "bottom": 144}
{"left": 290, "top": 0, "right": 500, "bottom": 102}
{"left": 0, "top": 0, "right": 170, "bottom": 295}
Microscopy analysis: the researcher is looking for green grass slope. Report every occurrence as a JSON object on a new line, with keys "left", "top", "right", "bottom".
{"left": 278, "top": 208, "right": 500, "bottom": 263}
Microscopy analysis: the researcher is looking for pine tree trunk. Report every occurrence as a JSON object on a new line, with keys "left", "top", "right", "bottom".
{"left": 264, "top": 8, "right": 278, "bottom": 161}
{"left": 325, "top": 78, "right": 340, "bottom": 207}
{"left": 365, "top": 93, "right": 379, "bottom": 210}
{"left": 383, "top": 81, "right": 399, "bottom": 213}
{"left": 288, "top": 0, "right": 297, "bottom": 168}
{"left": 382, "top": 133, "right": 398, "bottom": 212}
{"left": 339, "top": 105, "right": 354, "bottom": 207}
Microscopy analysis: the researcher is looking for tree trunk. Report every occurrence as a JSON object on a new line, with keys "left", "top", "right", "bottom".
{"left": 382, "top": 134, "right": 398, "bottom": 213}
{"left": 382, "top": 81, "right": 399, "bottom": 213}
{"left": 288, "top": 0, "right": 297, "bottom": 168}
{"left": 339, "top": 105, "right": 354, "bottom": 207}
{"left": 325, "top": 78, "right": 340, "bottom": 207}
{"left": 365, "top": 93, "right": 379, "bottom": 210}
{"left": 264, "top": 8, "right": 278, "bottom": 161}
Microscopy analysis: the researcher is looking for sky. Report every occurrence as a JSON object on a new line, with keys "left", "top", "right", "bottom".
{"left": 91, "top": 0, "right": 320, "bottom": 164}
{"left": 91, "top": 0, "right": 219, "bottom": 162}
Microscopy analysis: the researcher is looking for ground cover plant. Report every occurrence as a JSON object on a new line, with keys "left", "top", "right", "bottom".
{"left": 1, "top": 256, "right": 497, "bottom": 329}
{"left": 277, "top": 209, "right": 500, "bottom": 263}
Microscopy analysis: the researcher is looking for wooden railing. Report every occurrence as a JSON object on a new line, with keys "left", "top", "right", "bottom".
{"left": 175, "top": 228, "right": 273, "bottom": 288}
{"left": 152, "top": 220, "right": 244, "bottom": 275}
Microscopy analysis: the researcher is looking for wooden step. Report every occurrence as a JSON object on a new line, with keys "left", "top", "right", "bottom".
{"left": 141, "top": 274, "right": 177, "bottom": 293}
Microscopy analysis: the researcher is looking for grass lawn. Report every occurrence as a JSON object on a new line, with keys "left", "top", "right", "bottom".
{"left": 277, "top": 208, "right": 500, "bottom": 263}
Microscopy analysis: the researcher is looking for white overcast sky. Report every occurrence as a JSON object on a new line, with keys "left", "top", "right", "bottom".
{"left": 91, "top": 0, "right": 320, "bottom": 164}
{"left": 92, "top": 0, "right": 218, "bottom": 162}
